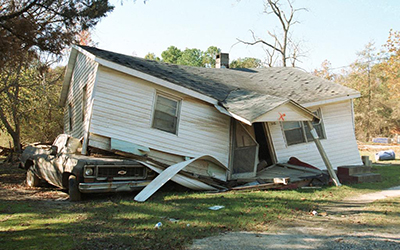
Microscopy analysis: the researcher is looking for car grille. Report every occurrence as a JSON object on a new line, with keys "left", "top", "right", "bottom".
{"left": 91, "top": 165, "right": 147, "bottom": 180}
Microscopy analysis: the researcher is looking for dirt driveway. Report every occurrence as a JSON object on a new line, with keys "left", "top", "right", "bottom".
{"left": 189, "top": 188, "right": 400, "bottom": 250}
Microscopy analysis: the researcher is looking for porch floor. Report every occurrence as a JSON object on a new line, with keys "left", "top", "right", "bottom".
{"left": 254, "top": 163, "right": 324, "bottom": 183}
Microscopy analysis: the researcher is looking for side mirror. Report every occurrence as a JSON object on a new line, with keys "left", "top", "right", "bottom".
{"left": 50, "top": 145, "right": 58, "bottom": 156}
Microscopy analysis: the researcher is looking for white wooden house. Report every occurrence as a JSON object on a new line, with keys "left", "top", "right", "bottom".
{"left": 60, "top": 46, "right": 362, "bottom": 181}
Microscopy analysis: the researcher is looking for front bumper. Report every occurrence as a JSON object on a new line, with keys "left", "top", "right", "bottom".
{"left": 79, "top": 180, "right": 152, "bottom": 193}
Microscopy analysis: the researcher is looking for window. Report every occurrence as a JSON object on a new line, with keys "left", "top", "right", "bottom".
{"left": 82, "top": 85, "right": 87, "bottom": 122}
{"left": 283, "top": 109, "right": 325, "bottom": 146}
{"left": 152, "top": 94, "right": 180, "bottom": 134}
{"left": 68, "top": 103, "right": 73, "bottom": 132}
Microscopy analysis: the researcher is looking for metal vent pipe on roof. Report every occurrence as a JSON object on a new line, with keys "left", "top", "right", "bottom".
{"left": 216, "top": 53, "right": 229, "bottom": 68}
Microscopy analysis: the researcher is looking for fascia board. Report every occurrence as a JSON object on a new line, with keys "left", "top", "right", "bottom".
{"left": 302, "top": 93, "right": 361, "bottom": 108}
{"left": 214, "top": 104, "right": 252, "bottom": 125}
{"left": 59, "top": 48, "right": 78, "bottom": 106}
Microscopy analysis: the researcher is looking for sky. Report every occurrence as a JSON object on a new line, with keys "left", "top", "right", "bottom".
{"left": 90, "top": 0, "right": 400, "bottom": 72}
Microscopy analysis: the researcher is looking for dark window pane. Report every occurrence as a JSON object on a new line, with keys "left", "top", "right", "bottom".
{"left": 153, "top": 110, "right": 177, "bottom": 134}
{"left": 156, "top": 96, "right": 177, "bottom": 115}
{"left": 284, "top": 128, "right": 305, "bottom": 145}
{"left": 283, "top": 121, "right": 301, "bottom": 130}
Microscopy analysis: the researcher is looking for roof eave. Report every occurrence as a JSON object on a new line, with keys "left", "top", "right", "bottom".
{"left": 302, "top": 93, "right": 361, "bottom": 108}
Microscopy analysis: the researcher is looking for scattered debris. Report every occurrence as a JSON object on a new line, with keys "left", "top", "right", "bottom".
{"left": 154, "top": 222, "right": 162, "bottom": 229}
{"left": 208, "top": 205, "right": 225, "bottom": 211}
{"left": 375, "top": 150, "right": 395, "bottom": 161}
{"left": 169, "top": 218, "right": 180, "bottom": 223}
{"left": 319, "top": 212, "right": 328, "bottom": 216}
{"left": 372, "top": 137, "right": 392, "bottom": 144}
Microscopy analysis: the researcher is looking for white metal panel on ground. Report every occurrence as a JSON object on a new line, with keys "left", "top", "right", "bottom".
{"left": 89, "top": 66, "right": 231, "bottom": 166}
{"left": 63, "top": 52, "right": 98, "bottom": 138}
{"left": 135, "top": 155, "right": 224, "bottom": 202}
{"left": 269, "top": 100, "right": 362, "bottom": 169}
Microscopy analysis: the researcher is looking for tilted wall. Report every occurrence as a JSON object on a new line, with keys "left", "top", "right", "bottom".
{"left": 268, "top": 100, "right": 362, "bottom": 169}
{"left": 63, "top": 52, "right": 98, "bottom": 138}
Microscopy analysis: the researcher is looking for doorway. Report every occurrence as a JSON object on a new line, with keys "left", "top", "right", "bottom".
{"left": 253, "top": 122, "right": 274, "bottom": 171}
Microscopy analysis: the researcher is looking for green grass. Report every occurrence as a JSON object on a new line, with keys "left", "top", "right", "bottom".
{"left": 1, "top": 160, "right": 400, "bottom": 249}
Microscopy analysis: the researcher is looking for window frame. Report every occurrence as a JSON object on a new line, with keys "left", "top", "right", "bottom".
{"left": 68, "top": 103, "right": 73, "bottom": 132}
{"left": 151, "top": 92, "right": 181, "bottom": 135}
{"left": 282, "top": 109, "right": 326, "bottom": 146}
{"left": 82, "top": 85, "right": 87, "bottom": 122}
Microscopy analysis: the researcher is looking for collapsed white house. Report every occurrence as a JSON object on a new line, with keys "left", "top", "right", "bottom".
{"left": 59, "top": 45, "right": 362, "bottom": 200}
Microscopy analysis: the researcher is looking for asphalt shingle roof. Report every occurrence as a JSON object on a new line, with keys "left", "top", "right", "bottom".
{"left": 78, "top": 46, "right": 359, "bottom": 122}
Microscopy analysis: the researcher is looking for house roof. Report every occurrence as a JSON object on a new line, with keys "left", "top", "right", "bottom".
{"left": 61, "top": 46, "right": 360, "bottom": 124}
{"left": 78, "top": 46, "right": 359, "bottom": 105}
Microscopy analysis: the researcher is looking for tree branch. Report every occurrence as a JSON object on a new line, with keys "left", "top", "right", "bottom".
{"left": 0, "top": 0, "right": 41, "bottom": 21}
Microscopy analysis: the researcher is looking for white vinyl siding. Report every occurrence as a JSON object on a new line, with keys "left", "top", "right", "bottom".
{"left": 89, "top": 66, "right": 231, "bottom": 166}
{"left": 63, "top": 52, "right": 98, "bottom": 138}
{"left": 269, "top": 100, "right": 362, "bottom": 169}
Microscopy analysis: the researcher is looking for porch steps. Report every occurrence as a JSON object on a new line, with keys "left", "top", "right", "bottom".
{"left": 337, "top": 165, "right": 381, "bottom": 184}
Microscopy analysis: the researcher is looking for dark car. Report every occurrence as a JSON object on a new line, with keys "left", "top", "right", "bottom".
{"left": 20, "top": 134, "right": 155, "bottom": 201}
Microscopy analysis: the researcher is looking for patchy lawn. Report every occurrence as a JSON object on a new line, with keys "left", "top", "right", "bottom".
{"left": 1, "top": 155, "right": 400, "bottom": 249}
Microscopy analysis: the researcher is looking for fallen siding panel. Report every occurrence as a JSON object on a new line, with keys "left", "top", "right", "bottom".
{"left": 134, "top": 155, "right": 225, "bottom": 202}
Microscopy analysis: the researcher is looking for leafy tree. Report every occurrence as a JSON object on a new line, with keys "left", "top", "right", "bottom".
{"left": 203, "top": 46, "right": 221, "bottom": 68}
{"left": 341, "top": 43, "right": 383, "bottom": 141}
{"left": 161, "top": 46, "right": 182, "bottom": 64}
{"left": 313, "top": 60, "right": 335, "bottom": 81}
{"left": 379, "top": 29, "right": 400, "bottom": 98}
{"left": 0, "top": 0, "right": 114, "bottom": 69}
{"left": 230, "top": 57, "right": 262, "bottom": 68}
{"left": 340, "top": 36, "right": 400, "bottom": 141}
{"left": 20, "top": 66, "right": 64, "bottom": 143}
{"left": 177, "top": 48, "right": 204, "bottom": 67}
{"left": 0, "top": 0, "right": 115, "bottom": 152}
{"left": 155, "top": 46, "right": 264, "bottom": 69}
{"left": 144, "top": 53, "right": 160, "bottom": 61}
{"left": 237, "top": 0, "right": 306, "bottom": 67}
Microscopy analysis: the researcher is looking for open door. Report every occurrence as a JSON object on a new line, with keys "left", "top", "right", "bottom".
{"left": 231, "top": 120, "right": 259, "bottom": 179}
{"left": 253, "top": 122, "right": 276, "bottom": 172}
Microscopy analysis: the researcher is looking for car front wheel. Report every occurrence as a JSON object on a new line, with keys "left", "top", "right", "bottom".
{"left": 26, "top": 168, "right": 40, "bottom": 187}
{"left": 68, "top": 175, "right": 81, "bottom": 201}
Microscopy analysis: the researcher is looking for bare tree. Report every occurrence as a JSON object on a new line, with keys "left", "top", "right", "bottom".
{"left": 237, "top": 0, "right": 307, "bottom": 67}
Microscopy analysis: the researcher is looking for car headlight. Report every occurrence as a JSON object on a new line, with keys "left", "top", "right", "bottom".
{"left": 84, "top": 167, "right": 94, "bottom": 176}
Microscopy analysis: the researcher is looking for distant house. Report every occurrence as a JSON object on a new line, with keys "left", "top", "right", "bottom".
{"left": 60, "top": 46, "right": 362, "bottom": 180}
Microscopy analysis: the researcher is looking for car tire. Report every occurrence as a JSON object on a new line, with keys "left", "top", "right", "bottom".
{"left": 26, "top": 168, "right": 40, "bottom": 187}
{"left": 68, "top": 175, "right": 81, "bottom": 201}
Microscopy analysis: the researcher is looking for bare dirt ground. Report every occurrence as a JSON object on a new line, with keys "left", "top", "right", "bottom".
{"left": 189, "top": 188, "right": 400, "bottom": 250}
{"left": 0, "top": 162, "right": 69, "bottom": 202}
